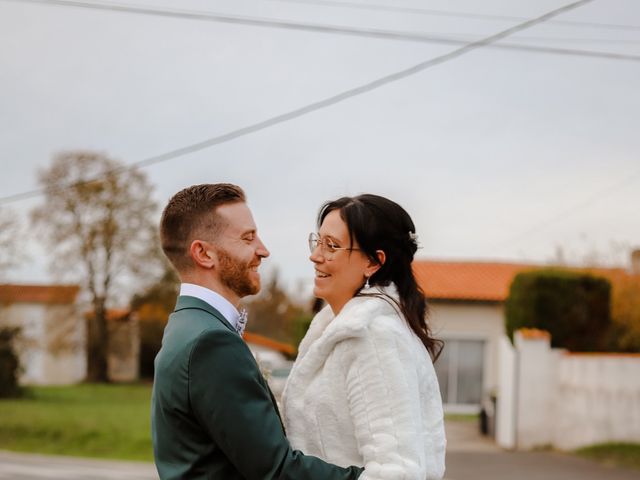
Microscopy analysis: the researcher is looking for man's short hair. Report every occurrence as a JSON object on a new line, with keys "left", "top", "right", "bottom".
{"left": 160, "top": 183, "right": 245, "bottom": 272}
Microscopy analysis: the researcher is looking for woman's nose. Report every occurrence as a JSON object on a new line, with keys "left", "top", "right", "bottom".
{"left": 309, "top": 246, "right": 324, "bottom": 263}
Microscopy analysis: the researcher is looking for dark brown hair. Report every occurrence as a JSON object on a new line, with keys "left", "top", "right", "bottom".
{"left": 318, "top": 194, "right": 443, "bottom": 361}
{"left": 160, "top": 183, "right": 245, "bottom": 272}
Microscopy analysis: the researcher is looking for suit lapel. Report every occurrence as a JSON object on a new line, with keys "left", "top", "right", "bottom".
{"left": 174, "top": 295, "right": 286, "bottom": 431}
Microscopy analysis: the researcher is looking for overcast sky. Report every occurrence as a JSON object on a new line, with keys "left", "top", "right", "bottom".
{"left": 1, "top": 0, "right": 639, "bottom": 297}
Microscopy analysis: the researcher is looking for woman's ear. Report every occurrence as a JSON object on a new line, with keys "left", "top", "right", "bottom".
{"left": 190, "top": 240, "right": 216, "bottom": 268}
{"left": 366, "top": 250, "right": 385, "bottom": 277}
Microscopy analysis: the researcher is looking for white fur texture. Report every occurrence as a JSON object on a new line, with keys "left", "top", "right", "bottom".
{"left": 282, "top": 285, "right": 446, "bottom": 480}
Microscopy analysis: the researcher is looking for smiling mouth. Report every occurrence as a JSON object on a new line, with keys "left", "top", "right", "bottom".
{"left": 315, "top": 270, "right": 330, "bottom": 278}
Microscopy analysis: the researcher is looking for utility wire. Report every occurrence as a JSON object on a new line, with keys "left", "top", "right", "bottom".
{"left": 0, "top": 0, "right": 596, "bottom": 205}
{"left": 3, "top": 0, "right": 639, "bottom": 63}
{"left": 269, "top": 0, "right": 640, "bottom": 32}
{"left": 453, "top": 33, "right": 640, "bottom": 46}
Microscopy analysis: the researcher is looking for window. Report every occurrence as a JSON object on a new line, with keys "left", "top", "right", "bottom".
{"left": 435, "top": 339, "right": 485, "bottom": 406}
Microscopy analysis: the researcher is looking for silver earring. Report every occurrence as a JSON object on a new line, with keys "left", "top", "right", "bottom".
{"left": 364, "top": 275, "right": 370, "bottom": 289}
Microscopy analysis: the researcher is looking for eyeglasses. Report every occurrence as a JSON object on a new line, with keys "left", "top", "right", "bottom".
{"left": 308, "top": 232, "right": 360, "bottom": 256}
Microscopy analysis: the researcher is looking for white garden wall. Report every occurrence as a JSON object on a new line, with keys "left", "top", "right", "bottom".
{"left": 496, "top": 329, "right": 640, "bottom": 450}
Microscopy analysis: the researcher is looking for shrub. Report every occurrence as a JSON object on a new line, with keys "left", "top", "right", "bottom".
{"left": 136, "top": 304, "right": 169, "bottom": 379}
{"left": 0, "top": 326, "right": 22, "bottom": 398}
{"left": 505, "top": 269, "right": 611, "bottom": 351}
{"left": 292, "top": 314, "right": 313, "bottom": 352}
{"left": 139, "top": 320, "right": 166, "bottom": 379}
{"left": 607, "top": 271, "right": 640, "bottom": 352}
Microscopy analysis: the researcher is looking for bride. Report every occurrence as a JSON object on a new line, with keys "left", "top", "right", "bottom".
{"left": 282, "top": 194, "right": 446, "bottom": 480}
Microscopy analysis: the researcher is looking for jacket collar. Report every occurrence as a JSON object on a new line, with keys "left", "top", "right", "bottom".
{"left": 296, "top": 283, "right": 401, "bottom": 361}
{"left": 174, "top": 295, "right": 236, "bottom": 334}
{"left": 283, "top": 284, "right": 403, "bottom": 407}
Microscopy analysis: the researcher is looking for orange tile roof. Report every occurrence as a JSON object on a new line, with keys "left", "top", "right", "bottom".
{"left": 412, "top": 260, "right": 632, "bottom": 302}
{"left": 412, "top": 261, "right": 535, "bottom": 302}
{"left": 243, "top": 331, "right": 296, "bottom": 356}
{"left": 0, "top": 284, "right": 80, "bottom": 305}
{"left": 519, "top": 328, "right": 551, "bottom": 339}
{"left": 84, "top": 309, "right": 131, "bottom": 322}
{"left": 564, "top": 351, "right": 640, "bottom": 358}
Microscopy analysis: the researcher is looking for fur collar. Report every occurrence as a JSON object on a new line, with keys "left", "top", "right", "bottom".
{"left": 291, "top": 284, "right": 402, "bottom": 380}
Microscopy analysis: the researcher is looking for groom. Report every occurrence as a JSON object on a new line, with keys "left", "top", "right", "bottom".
{"left": 152, "top": 183, "right": 363, "bottom": 480}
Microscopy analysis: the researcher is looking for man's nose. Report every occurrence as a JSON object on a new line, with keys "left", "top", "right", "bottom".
{"left": 256, "top": 237, "right": 270, "bottom": 258}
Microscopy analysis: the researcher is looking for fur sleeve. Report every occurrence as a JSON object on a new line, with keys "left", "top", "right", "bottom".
{"left": 335, "top": 318, "right": 445, "bottom": 480}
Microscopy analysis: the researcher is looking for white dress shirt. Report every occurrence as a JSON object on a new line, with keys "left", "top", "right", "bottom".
{"left": 179, "top": 283, "right": 242, "bottom": 331}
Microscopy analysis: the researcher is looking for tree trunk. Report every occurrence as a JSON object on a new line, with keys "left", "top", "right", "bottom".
{"left": 86, "top": 297, "right": 109, "bottom": 382}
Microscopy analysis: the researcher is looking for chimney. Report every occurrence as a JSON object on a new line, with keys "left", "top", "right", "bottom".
{"left": 631, "top": 249, "right": 640, "bottom": 275}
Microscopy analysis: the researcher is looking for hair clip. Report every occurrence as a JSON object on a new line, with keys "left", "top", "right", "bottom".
{"left": 408, "top": 231, "right": 422, "bottom": 249}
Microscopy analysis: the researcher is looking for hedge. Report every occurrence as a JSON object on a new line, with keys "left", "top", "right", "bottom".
{"left": 505, "top": 269, "right": 611, "bottom": 351}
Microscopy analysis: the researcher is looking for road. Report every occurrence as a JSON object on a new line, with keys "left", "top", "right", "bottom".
{"left": 0, "top": 451, "right": 156, "bottom": 480}
{"left": 1, "top": 421, "right": 638, "bottom": 479}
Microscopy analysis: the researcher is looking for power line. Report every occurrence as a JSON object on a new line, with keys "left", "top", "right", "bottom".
{"left": 0, "top": 0, "right": 596, "bottom": 205}
{"left": 3, "top": 0, "right": 639, "bottom": 63}
{"left": 269, "top": 0, "right": 640, "bottom": 32}
{"left": 453, "top": 33, "right": 640, "bottom": 46}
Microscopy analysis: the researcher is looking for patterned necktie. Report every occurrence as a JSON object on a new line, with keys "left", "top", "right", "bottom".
{"left": 236, "top": 308, "right": 248, "bottom": 336}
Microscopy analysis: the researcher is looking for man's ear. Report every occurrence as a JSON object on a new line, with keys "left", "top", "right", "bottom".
{"left": 190, "top": 240, "right": 216, "bottom": 269}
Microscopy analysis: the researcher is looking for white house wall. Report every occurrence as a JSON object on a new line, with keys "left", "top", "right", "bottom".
{"left": 42, "top": 306, "right": 86, "bottom": 385}
{"left": 248, "top": 344, "right": 290, "bottom": 372}
{"left": 0, "top": 302, "right": 85, "bottom": 385}
{"left": 0, "top": 303, "right": 46, "bottom": 383}
{"left": 429, "top": 302, "right": 505, "bottom": 401}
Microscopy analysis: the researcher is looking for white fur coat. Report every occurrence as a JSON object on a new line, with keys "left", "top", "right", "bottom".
{"left": 282, "top": 285, "right": 446, "bottom": 480}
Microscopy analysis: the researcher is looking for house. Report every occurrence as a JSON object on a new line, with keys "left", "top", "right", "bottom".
{"left": 243, "top": 331, "right": 295, "bottom": 373}
{"left": 243, "top": 331, "right": 295, "bottom": 399}
{"left": 0, "top": 284, "right": 86, "bottom": 385}
{"left": 413, "top": 261, "right": 531, "bottom": 413}
{"left": 0, "top": 283, "right": 141, "bottom": 385}
{"left": 413, "top": 254, "right": 639, "bottom": 413}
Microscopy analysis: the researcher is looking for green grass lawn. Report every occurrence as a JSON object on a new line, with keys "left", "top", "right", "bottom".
{"left": 444, "top": 413, "right": 479, "bottom": 422}
{"left": 0, "top": 384, "right": 153, "bottom": 461}
{"left": 576, "top": 442, "right": 640, "bottom": 471}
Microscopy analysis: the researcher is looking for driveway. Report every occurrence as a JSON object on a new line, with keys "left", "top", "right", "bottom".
{"left": 444, "top": 419, "right": 639, "bottom": 480}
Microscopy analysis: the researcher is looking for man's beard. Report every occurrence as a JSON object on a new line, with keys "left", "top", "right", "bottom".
{"left": 217, "top": 247, "right": 260, "bottom": 298}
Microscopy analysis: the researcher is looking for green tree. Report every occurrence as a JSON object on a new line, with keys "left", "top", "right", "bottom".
{"left": 0, "top": 326, "right": 22, "bottom": 398}
{"left": 130, "top": 265, "right": 179, "bottom": 378}
{"left": 32, "top": 151, "right": 158, "bottom": 382}
{"left": 244, "top": 271, "right": 307, "bottom": 347}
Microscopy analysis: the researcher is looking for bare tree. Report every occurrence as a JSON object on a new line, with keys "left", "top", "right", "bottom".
{"left": 32, "top": 151, "right": 158, "bottom": 382}
{"left": 0, "top": 208, "right": 21, "bottom": 279}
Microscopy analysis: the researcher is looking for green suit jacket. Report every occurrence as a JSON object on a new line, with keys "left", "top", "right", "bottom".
{"left": 151, "top": 295, "right": 363, "bottom": 480}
